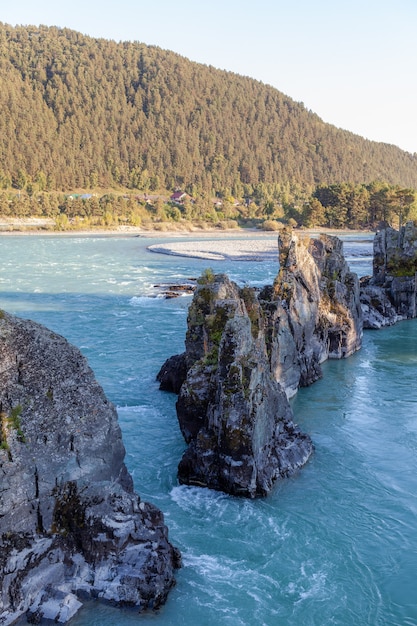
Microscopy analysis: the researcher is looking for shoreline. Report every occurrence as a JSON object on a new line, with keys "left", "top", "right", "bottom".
{"left": 0, "top": 224, "right": 262, "bottom": 238}
{"left": 146, "top": 229, "right": 374, "bottom": 261}
{"left": 0, "top": 223, "right": 373, "bottom": 238}
{"left": 0, "top": 222, "right": 374, "bottom": 261}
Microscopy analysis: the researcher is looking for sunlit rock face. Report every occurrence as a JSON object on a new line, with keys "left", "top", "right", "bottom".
{"left": 269, "top": 231, "right": 362, "bottom": 396}
{"left": 0, "top": 311, "right": 179, "bottom": 625}
{"left": 158, "top": 231, "right": 362, "bottom": 498}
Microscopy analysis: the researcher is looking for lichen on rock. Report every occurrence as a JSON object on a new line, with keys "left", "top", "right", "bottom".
{"left": 176, "top": 274, "right": 313, "bottom": 497}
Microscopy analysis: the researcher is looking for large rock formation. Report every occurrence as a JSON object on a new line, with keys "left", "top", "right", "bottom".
{"left": 175, "top": 272, "right": 313, "bottom": 498}
{"left": 0, "top": 311, "right": 179, "bottom": 625}
{"left": 361, "top": 222, "right": 417, "bottom": 328}
{"left": 267, "top": 229, "right": 362, "bottom": 397}
{"left": 158, "top": 232, "right": 363, "bottom": 497}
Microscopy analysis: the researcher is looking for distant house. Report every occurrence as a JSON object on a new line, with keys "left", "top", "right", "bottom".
{"left": 66, "top": 193, "right": 92, "bottom": 200}
{"left": 170, "top": 191, "right": 187, "bottom": 204}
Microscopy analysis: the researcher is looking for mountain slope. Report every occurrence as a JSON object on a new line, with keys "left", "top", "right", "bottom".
{"left": 0, "top": 23, "right": 416, "bottom": 193}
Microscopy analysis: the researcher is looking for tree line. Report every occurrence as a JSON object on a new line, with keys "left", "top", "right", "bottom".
{"left": 0, "top": 180, "right": 414, "bottom": 231}
{"left": 302, "top": 181, "right": 416, "bottom": 229}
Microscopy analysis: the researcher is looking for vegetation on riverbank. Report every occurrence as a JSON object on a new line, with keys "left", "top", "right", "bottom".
{"left": 0, "top": 23, "right": 416, "bottom": 232}
{"left": 0, "top": 179, "right": 414, "bottom": 233}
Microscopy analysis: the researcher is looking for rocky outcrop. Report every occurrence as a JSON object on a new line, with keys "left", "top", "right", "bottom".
{"left": 174, "top": 273, "right": 313, "bottom": 497}
{"left": 361, "top": 222, "right": 417, "bottom": 328}
{"left": 0, "top": 311, "right": 179, "bottom": 625}
{"left": 158, "top": 232, "right": 363, "bottom": 498}
{"left": 268, "top": 230, "right": 362, "bottom": 396}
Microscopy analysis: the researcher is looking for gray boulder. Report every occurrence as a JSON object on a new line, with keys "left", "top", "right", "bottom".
{"left": 156, "top": 352, "right": 187, "bottom": 393}
{"left": 0, "top": 311, "right": 179, "bottom": 625}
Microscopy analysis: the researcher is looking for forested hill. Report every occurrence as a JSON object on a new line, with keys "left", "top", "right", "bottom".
{"left": 1, "top": 22, "right": 416, "bottom": 195}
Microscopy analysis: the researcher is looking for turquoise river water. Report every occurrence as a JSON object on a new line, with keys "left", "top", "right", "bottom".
{"left": 1, "top": 232, "right": 417, "bottom": 626}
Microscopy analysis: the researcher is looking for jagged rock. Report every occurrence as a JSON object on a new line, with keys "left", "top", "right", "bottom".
{"left": 175, "top": 360, "right": 214, "bottom": 443}
{"left": 158, "top": 231, "right": 363, "bottom": 498}
{"left": 153, "top": 282, "right": 196, "bottom": 299}
{"left": 176, "top": 274, "right": 313, "bottom": 497}
{"left": 360, "top": 277, "right": 402, "bottom": 329}
{"left": 0, "top": 311, "right": 180, "bottom": 625}
{"left": 373, "top": 221, "right": 417, "bottom": 284}
{"left": 267, "top": 231, "right": 362, "bottom": 396}
{"left": 158, "top": 226, "right": 417, "bottom": 498}
{"left": 361, "top": 222, "right": 417, "bottom": 327}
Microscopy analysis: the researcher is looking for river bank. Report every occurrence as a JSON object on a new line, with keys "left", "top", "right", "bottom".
{"left": 0, "top": 219, "right": 373, "bottom": 263}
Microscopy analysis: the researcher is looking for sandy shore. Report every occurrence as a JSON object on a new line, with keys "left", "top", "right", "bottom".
{"left": 147, "top": 238, "right": 280, "bottom": 261}
{"left": 146, "top": 228, "right": 373, "bottom": 261}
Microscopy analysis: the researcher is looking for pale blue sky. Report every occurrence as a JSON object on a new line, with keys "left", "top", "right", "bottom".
{"left": 3, "top": 0, "right": 417, "bottom": 153}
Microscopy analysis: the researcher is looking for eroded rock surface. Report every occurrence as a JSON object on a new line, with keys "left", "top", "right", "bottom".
{"left": 269, "top": 230, "right": 362, "bottom": 396}
{"left": 0, "top": 312, "right": 179, "bottom": 625}
{"left": 175, "top": 273, "right": 313, "bottom": 497}
{"left": 361, "top": 222, "right": 417, "bottom": 328}
{"left": 158, "top": 232, "right": 363, "bottom": 497}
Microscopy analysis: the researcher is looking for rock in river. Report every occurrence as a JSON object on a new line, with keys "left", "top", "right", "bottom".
{"left": 361, "top": 221, "right": 417, "bottom": 328}
{"left": 0, "top": 310, "right": 179, "bottom": 625}
{"left": 158, "top": 231, "right": 363, "bottom": 498}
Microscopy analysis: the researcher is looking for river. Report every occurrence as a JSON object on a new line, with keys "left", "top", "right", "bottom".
{"left": 2, "top": 232, "right": 416, "bottom": 626}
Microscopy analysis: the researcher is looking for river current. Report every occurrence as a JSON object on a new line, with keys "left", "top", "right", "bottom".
{"left": 1, "top": 232, "right": 416, "bottom": 626}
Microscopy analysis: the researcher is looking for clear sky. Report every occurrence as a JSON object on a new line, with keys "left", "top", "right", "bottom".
{"left": 2, "top": 0, "right": 417, "bottom": 154}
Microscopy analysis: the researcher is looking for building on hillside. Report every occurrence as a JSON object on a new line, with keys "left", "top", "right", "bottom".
{"left": 170, "top": 191, "right": 187, "bottom": 204}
